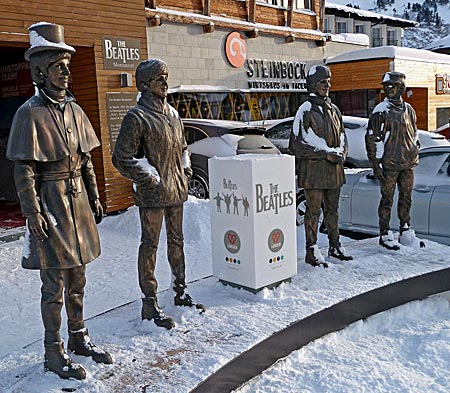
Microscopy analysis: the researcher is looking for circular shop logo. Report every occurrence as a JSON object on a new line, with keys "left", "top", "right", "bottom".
{"left": 224, "top": 230, "right": 241, "bottom": 254}
{"left": 268, "top": 229, "right": 284, "bottom": 253}
{"left": 225, "top": 32, "right": 247, "bottom": 68}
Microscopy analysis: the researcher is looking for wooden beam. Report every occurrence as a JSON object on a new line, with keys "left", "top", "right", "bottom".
{"left": 203, "top": 0, "right": 211, "bottom": 17}
{"left": 146, "top": 0, "right": 157, "bottom": 9}
{"left": 145, "top": 9, "right": 324, "bottom": 41}
{"left": 286, "top": 0, "right": 293, "bottom": 28}
{"left": 248, "top": 0, "right": 256, "bottom": 24}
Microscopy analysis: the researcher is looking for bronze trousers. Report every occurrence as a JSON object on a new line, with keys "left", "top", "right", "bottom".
{"left": 138, "top": 205, "right": 186, "bottom": 299}
{"left": 304, "top": 188, "right": 341, "bottom": 248}
{"left": 40, "top": 265, "right": 86, "bottom": 343}
{"left": 378, "top": 168, "right": 414, "bottom": 234}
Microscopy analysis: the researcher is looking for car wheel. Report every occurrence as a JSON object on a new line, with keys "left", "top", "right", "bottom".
{"left": 188, "top": 169, "right": 209, "bottom": 199}
{"left": 296, "top": 190, "right": 324, "bottom": 229}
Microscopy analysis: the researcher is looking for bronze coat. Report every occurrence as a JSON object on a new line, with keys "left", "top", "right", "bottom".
{"left": 112, "top": 92, "right": 189, "bottom": 207}
{"left": 6, "top": 90, "right": 101, "bottom": 270}
{"left": 366, "top": 98, "right": 419, "bottom": 170}
{"left": 289, "top": 95, "right": 348, "bottom": 189}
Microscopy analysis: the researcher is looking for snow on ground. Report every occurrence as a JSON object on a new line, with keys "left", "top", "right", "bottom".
{"left": 0, "top": 196, "right": 450, "bottom": 392}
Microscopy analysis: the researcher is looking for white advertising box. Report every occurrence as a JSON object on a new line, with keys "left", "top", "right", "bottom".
{"left": 209, "top": 154, "right": 297, "bottom": 292}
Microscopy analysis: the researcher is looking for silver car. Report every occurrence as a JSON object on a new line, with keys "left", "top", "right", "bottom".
{"left": 338, "top": 146, "right": 450, "bottom": 245}
{"left": 261, "top": 115, "right": 450, "bottom": 167}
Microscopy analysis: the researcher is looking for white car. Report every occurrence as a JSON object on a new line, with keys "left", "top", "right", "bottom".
{"left": 260, "top": 116, "right": 450, "bottom": 167}
{"left": 258, "top": 116, "right": 450, "bottom": 226}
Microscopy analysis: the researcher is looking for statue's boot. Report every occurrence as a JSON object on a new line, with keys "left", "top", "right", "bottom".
{"left": 142, "top": 297, "right": 175, "bottom": 330}
{"left": 44, "top": 341, "right": 86, "bottom": 380}
{"left": 68, "top": 327, "right": 113, "bottom": 364}
{"left": 174, "top": 292, "right": 206, "bottom": 313}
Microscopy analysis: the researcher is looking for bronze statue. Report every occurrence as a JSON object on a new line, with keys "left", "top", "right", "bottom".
{"left": 112, "top": 59, "right": 205, "bottom": 330}
{"left": 366, "top": 71, "right": 419, "bottom": 250}
{"left": 289, "top": 64, "right": 353, "bottom": 267}
{"left": 6, "top": 23, "right": 112, "bottom": 380}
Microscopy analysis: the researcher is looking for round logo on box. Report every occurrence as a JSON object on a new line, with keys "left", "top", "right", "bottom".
{"left": 224, "top": 230, "right": 241, "bottom": 254}
{"left": 268, "top": 228, "right": 284, "bottom": 253}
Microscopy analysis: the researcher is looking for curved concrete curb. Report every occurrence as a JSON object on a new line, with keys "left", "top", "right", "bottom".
{"left": 191, "top": 267, "right": 450, "bottom": 393}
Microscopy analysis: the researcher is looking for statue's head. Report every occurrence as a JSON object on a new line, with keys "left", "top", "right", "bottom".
{"left": 25, "top": 23, "right": 75, "bottom": 88}
{"left": 381, "top": 71, "right": 406, "bottom": 100}
{"left": 306, "top": 64, "right": 331, "bottom": 96}
{"left": 135, "top": 59, "right": 169, "bottom": 98}
{"left": 29, "top": 51, "right": 72, "bottom": 88}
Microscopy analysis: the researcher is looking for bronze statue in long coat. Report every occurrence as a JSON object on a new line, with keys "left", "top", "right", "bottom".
{"left": 6, "top": 22, "right": 112, "bottom": 380}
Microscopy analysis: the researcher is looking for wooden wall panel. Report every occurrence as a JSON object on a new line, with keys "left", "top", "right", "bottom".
{"left": 0, "top": 0, "right": 147, "bottom": 213}
{"left": 328, "top": 59, "right": 392, "bottom": 91}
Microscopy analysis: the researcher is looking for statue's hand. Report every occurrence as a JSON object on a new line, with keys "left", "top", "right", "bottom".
{"left": 372, "top": 162, "right": 385, "bottom": 182}
{"left": 27, "top": 213, "right": 48, "bottom": 241}
{"left": 184, "top": 167, "right": 193, "bottom": 179}
{"left": 326, "top": 152, "right": 344, "bottom": 165}
{"left": 90, "top": 199, "right": 104, "bottom": 224}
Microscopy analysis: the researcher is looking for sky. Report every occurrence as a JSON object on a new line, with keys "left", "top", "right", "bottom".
{"left": 1, "top": 196, "right": 450, "bottom": 392}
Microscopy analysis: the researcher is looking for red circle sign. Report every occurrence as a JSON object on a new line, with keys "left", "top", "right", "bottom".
{"left": 225, "top": 32, "right": 247, "bottom": 68}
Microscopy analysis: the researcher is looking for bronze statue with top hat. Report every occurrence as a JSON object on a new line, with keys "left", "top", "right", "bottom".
{"left": 6, "top": 22, "right": 112, "bottom": 380}
{"left": 365, "top": 71, "right": 420, "bottom": 250}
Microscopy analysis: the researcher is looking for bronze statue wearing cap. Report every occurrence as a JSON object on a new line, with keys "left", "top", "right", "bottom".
{"left": 113, "top": 59, "right": 205, "bottom": 330}
{"left": 289, "top": 64, "right": 353, "bottom": 267}
{"left": 365, "top": 71, "right": 420, "bottom": 250}
{"left": 7, "top": 22, "right": 112, "bottom": 380}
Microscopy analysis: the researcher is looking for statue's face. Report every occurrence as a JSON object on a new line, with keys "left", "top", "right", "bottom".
{"left": 148, "top": 72, "right": 168, "bottom": 98}
{"left": 314, "top": 78, "right": 331, "bottom": 97}
{"left": 44, "top": 57, "right": 71, "bottom": 91}
{"left": 383, "top": 82, "right": 403, "bottom": 100}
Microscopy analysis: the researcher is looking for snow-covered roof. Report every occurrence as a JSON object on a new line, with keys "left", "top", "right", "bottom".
{"left": 326, "top": 46, "right": 450, "bottom": 65}
{"left": 328, "top": 33, "right": 369, "bottom": 46}
{"left": 423, "top": 35, "right": 450, "bottom": 52}
{"left": 326, "top": 2, "right": 417, "bottom": 27}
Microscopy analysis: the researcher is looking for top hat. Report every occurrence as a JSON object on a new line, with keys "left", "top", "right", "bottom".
{"left": 381, "top": 71, "right": 406, "bottom": 85}
{"left": 24, "top": 22, "right": 76, "bottom": 61}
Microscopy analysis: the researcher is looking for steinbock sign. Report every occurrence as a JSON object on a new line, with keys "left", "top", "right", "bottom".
{"left": 102, "top": 36, "right": 141, "bottom": 70}
{"left": 224, "top": 31, "right": 307, "bottom": 91}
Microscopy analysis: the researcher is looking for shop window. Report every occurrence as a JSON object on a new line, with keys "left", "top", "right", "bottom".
{"left": 337, "top": 21, "right": 347, "bottom": 34}
{"left": 436, "top": 108, "right": 450, "bottom": 128}
{"left": 168, "top": 91, "right": 307, "bottom": 122}
{"left": 331, "top": 89, "right": 379, "bottom": 118}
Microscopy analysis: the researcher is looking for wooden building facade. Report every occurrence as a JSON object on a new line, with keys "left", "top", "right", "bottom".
{"left": 326, "top": 46, "right": 450, "bottom": 132}
{"left": 0, "top": 0, "right": 147, "bottom": 213}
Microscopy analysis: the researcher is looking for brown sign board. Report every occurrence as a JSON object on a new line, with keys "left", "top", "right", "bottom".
{"left": 102, "top": 36, "right": 141, "bottom": 70}
{"left": 106, "top": 92, "right": 137, "bottom": 151}
{"left": 436, "top": 74, "right": 450, "bottom": 95}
